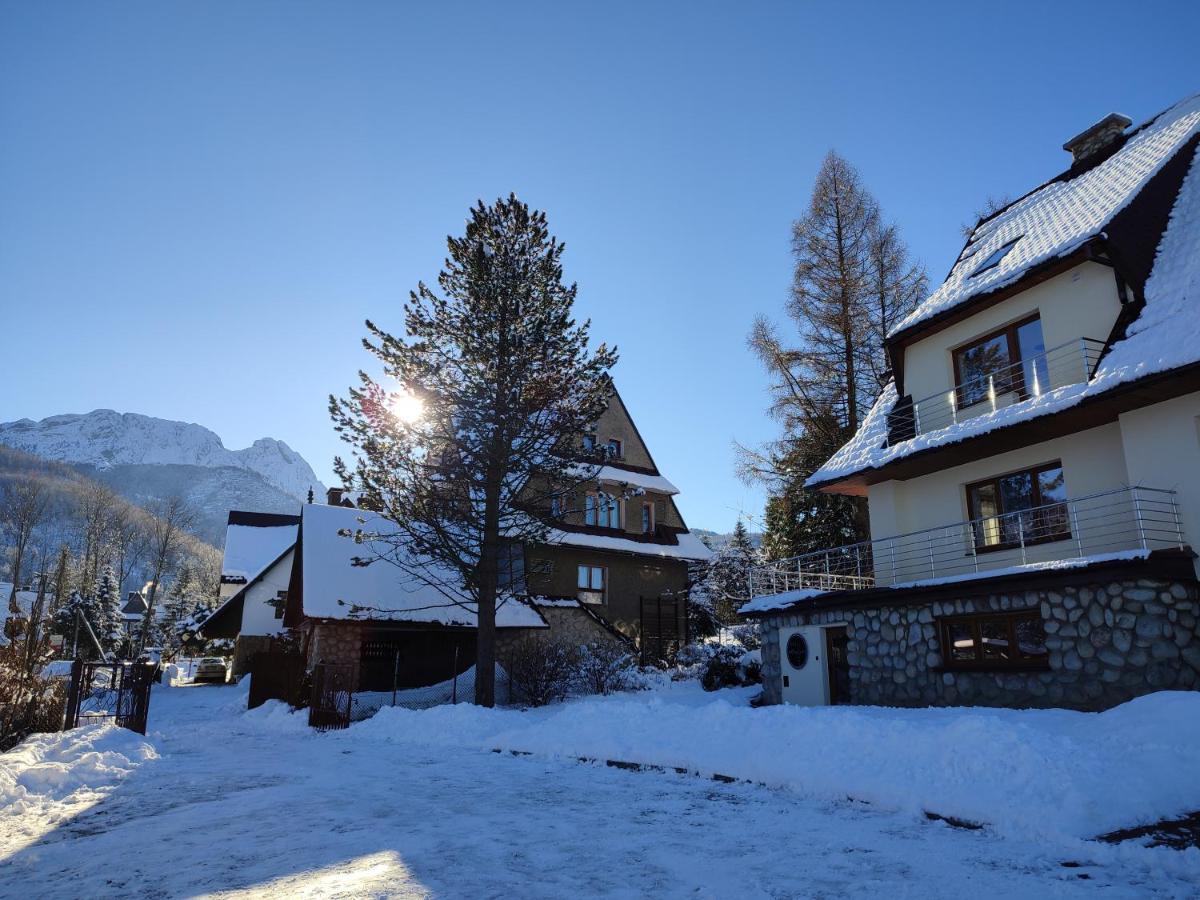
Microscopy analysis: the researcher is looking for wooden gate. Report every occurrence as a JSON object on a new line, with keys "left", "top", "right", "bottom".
{"left": 63, "top": 661, "right": 156, "bottom": 735}
{"left": 248, "top": 650, "right": 306, "bottom": 709}
{"left": 308, "top": 663, "right": 354, "bottom": 731}
{"left": 639, "top": 594, "right": 688, "bottom": 666}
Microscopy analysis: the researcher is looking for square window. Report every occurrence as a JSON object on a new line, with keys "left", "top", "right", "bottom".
{"left": 979, "top": 619, "right": 1010, "bottom": 660}
{"left": 967, "top": 462, "right": 1070, "bottom": 552}
{"left": 939, "top": 611, "right": 1048, "bottom": 670}
{"left": 946, "top": 622, "right": 977, "bottom": 661}
{"left": 606, "top": 438, "right": 622, "bottom": 459}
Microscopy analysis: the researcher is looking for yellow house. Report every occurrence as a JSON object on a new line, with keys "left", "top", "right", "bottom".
{"left": 744, "top": 95, "right": 1200, "bottom": 711}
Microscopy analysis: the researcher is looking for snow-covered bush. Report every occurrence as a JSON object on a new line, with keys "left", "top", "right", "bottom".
{"left": 572, "top": 640, "right": 641, "bottom": 696}
{"left": 504, "top": 638, "right": 578, "bottom": 707}
{"left": 676, "top": 635, "right": 763, "bottom": 692}
{"left": 727, "top": 622, "right": 761, "bottom": 651}
{"left": 0, "top": 643, "right": 66, "bottom": 752}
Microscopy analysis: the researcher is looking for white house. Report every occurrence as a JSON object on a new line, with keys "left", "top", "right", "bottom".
{"left": 744, "top": 94, "right": 1200, "bottom": 711}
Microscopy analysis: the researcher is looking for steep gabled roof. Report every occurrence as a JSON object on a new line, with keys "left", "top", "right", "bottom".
{"left": 286, "top": 503, "right": 547, "bottom": 629}
{"left": 809, "top": 96, "right": 1200, "bottom": 492}
{"left": 221, "top": 511, "right": 300, "bottom": 584}
{"left": 890, "top": 94, "right": 1200, "bottom": 343}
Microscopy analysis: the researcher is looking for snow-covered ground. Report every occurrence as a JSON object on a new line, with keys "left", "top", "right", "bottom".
{"left": 2, "top": 683, "right": 1199, "bottom": 898}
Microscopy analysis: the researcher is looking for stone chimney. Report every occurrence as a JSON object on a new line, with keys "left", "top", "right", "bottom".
{"left": 1063, "top": 112, "right": 1132, "bottom": 164}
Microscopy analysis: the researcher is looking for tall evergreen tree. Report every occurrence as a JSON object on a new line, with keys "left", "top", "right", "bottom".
{"left": 330, "top": 195, "right": 617, "bottom": 707}
{"left": 741, "top": 151, "right": 926, "bottom": 559}
{"left": 93, "top": 564, "right": 123, "bottom": 653}
{"left": 702, "top": 521, "right": 758, "bottom": 621}
{"left": 160, "top": 566, "right": 199, "bottom": 657}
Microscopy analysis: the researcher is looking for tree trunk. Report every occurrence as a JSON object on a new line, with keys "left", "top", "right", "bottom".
{"left": 475, "top": 479, "right": 501, "bottom": 708}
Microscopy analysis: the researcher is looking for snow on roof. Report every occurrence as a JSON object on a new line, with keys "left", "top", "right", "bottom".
{"left": 543, "top": 526, "right": 713, "bottom": 561}
{"left": 223, "top": 521, "right": 299, "bottom": 583}
{"left": 0, "top": 583, "right": 37, "bottom": 618}
{"left": 891, "top": 94, "right": 1200, "bottom": 338}
{"left": 743, "top": 550, "right": 1152, "bottom": 615}
{"left": 739, "top": 588, "right": 826, "bottom": 615}
{"left": 809, "top": 125, "right": 1200, "bottom": 490}
{"left": 567, "top": 464, "right": 679, "bottom": 496}
{"left": 299, "top": 503, "right": 547, "bottom": 628}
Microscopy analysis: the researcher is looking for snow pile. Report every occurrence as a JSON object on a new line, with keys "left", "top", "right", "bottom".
{"left": 350, "top": 689, "right": 1200, "bottom": 842}
{"left": 0, "top": 723, "right": 157, "bottom": 820}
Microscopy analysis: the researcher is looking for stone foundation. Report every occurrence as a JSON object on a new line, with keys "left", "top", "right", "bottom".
{"left": 758, "top": 573, "right": 1200, "bottom": 711}
{"left": 230, "top": 634, "right": 276, "bottom": 679}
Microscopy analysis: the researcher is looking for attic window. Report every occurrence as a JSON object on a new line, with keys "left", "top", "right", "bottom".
{"left": 970, "top": 238, "right": 1021, "bottom": 277}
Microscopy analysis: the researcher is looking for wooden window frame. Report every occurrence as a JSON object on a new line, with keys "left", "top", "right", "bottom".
{"left": 606, "top": 438, "right": 623, "bottom": 460}
{"left": 641, "top": 501, "right": 655, "bottom": 534}
{"left": 577, "top": 564, "right": 607, "bottom": 603}
{"left": 587, "top": 491, "right": 621, "bottom": 530}
{"left": 964, "top": 460, "right": 1070, "bottom": 554}
{"left": 951, "top": 313, "right": 1041, "bottom": 409}
{"left": 937, "top": 610, "right": 1049, "bottom": 671}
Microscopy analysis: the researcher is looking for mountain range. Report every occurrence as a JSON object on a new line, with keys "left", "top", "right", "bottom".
{"left": 0, "top": 410, "right": 326, "bottom": 546}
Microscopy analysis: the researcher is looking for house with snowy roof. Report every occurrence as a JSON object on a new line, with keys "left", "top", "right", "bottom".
{"left": 744, "top": 94, "right": 1200, "bottom": 711}
{"left": 202, "top": 384, "right": 710, "bottom": 693}
{"left": 199, "top": 510, "right": 300, "bottom": 676}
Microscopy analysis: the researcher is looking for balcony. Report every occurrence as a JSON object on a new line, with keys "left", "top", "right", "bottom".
{"left": 748, "top": 486, "right": 1186, "bottom": 598}
{"left": 887, "top": 338, "right": 1106, "bottom": 445}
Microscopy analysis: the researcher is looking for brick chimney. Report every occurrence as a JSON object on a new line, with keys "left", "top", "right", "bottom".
{"left": 1063, "top": 112, "right": 1132, "bottom": 164}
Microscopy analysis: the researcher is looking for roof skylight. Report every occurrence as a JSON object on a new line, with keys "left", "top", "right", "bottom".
{"left": 970, "top": 238, "right": 1021, "bottom": 277}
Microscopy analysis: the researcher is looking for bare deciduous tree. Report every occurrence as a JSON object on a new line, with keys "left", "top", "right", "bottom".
{"left": 137, "top": 495, "right": 195, "bottom": 652}
{"left": 1, "top": 478, "right": 50, "bottom": 612}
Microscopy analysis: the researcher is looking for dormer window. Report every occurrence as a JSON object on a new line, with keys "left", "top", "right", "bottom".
{"left": 970, "top": 237, "right": 1021, "bottom": 278}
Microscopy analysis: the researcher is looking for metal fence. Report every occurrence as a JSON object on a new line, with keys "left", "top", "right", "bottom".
{"left": 886, "top": 338, "right": 1105, "bottom": 445}
{"left": 63, "top": 661, "right": 156, "bottom": 735}
{"left": 750, "top": 486, "right": 1185, "bottom": 597}
{"left": 347, "top": 661, "right": 497, "bottom": 721}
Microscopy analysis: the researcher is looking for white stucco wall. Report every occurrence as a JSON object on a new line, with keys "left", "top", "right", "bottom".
{"left": 238, "top": 549, "right": 294, "bottom": 637}
{"left": 864, "top": 423, "right": 1133, "bottom": 584}
{"left": 1118, "top": 391, "right": 1200, "bottom": 573}
{"left": 901, "top": 261, "right": 1122, "bottom": 406}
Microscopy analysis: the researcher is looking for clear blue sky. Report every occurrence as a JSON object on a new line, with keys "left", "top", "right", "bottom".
{"left": 1, "top": 2, "right": 1196, "bottom": 533}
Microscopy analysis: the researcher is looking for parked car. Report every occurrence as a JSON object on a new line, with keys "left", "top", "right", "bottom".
{"left": 193, "top": 657, "right": 229, "bottom": 684}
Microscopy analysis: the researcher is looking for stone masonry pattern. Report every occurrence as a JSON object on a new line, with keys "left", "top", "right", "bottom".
{"left": 759, "top": 575, "right": 1200, "bottom": 711}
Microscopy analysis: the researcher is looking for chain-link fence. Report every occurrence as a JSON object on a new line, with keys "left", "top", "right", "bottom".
{"left": 348, "top": 664, "right": 514, "bottom": 721}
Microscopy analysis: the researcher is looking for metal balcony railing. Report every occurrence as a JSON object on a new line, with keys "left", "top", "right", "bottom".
{"left": 886, "top": 338, "right": 1107, "bottom": 445}
{"left": 749, "top": 486, "right": 1185, "bottom": 598}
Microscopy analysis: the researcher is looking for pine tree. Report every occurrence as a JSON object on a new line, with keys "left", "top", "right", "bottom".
{"left": 160, "top": 566, "right": 199, "bottom": 657}
{"left": 703, "top": 521, "right": 758, "bottom": 621}
{"left": 53, "top": 590, "right": 104, "bottom": 659}
{"left": 330, "top": 194, "right": 617, "bottom": 707}
{"left": 741, "top": 151, "right": 926, "bottom": 559}
{"left": 92, "top": 564, "right": 123, "bottom": 654}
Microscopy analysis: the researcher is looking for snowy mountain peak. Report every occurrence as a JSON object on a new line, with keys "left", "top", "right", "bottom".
{"left": 0, "top": 410, "right": 325, "bottom": 502}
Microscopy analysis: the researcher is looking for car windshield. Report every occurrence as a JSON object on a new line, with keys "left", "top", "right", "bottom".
{"left": 201, "top": 658, "right": 224, "bottom": 665}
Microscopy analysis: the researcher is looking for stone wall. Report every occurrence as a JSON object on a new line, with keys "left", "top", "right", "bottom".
{"left": 495, "top": 606, "right": 622, "bottom": 658}
{"left": 305, "top": 620, "right": 367, "bottom": 670}
{"left": 758, "top": 573, "right": 1200, "bottom": 711}
{"left": 230, "top": 634, "right": 275, "bottom": 680}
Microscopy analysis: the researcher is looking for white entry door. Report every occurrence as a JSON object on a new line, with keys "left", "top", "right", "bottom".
{"left": 778, "top": 625, "right": 828, "bottom": 706}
